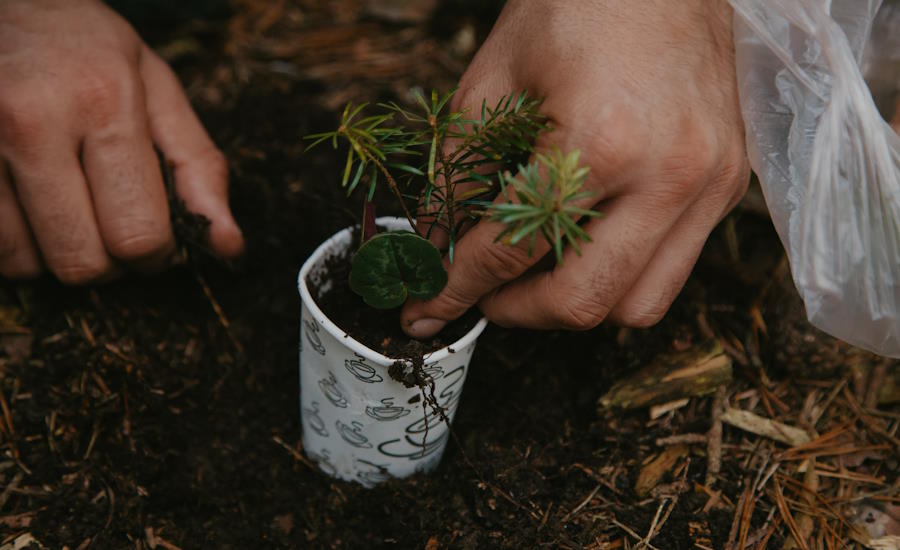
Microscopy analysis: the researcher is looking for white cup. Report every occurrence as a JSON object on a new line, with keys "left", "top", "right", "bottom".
{"left": 297, "top": 217, "right": 488, "bottom": 486}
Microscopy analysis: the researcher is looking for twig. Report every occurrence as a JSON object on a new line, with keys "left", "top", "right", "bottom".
{"left": 721, "top": 407, "right": 811, "bottom": 447}
{"left": 864, "top": 360, "right": 888, "bottom": 409}
{"left": 0, "top": 471, "right": 24, "bottom": 512}
{"left": 538, "top": 502, "right": 553, "bottom": 531}
{"left": 561, "top": 483, "right": 602, "bottom": 523}
{"left": 782, "top": 460, "right": 818, "bottom": 549}
{"left": 194, "top": 271, "right": 244, "bottom": 355}
{"left": 145, "top": 527, "right": 183, "bottom": 550}
{"left": 843, "top": 386, "right": 900, "bottom": 452}
{"left": 810, "top": 378, "right": 848, "bottom": 428}
{"left": 656, "top": 433, "right": 707, "bottom": 446}
{"left": 639, "top": 496, "right": 678, "bottom": 550}
{"left": 272, "top": 435, "right": 316, "bottom": 470}
{"left": 356, "top": 146, "right": 418, "bottom": 230}
{"left": 707, "top": 386, "right": 727, "bottom": 487}
{"left": 0, "top": 387, "right": 18, "bottom": 461}
{"left": 0, "top": 388, "right": 14, "bottom": 437}
{"left": 726, "top": 485, "right": 748, "bottom": 550}
{"left": 772, "top": 479, "right": 810, "bottom": 550}
{"left": 611, "top": 518, "right": 660, "bottom": 550}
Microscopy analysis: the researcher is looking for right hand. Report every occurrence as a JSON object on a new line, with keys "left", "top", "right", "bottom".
{"left": 401, "top": 0, "right": 750, "bottom": 338}
{"left": 0, "top": 0, "right": 243, "bottom": 283}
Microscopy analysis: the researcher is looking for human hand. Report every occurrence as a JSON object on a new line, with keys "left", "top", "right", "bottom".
{"left": 402, "top": 0, "right": 750, "bottom": 337}
{"left": 0, "top": 0, "right": 243, "bottom": 283}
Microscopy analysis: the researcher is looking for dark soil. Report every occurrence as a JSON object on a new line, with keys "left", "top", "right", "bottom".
{"left": 1, "top": 2, "right": 896, "bottom": 549}
{"left": 313, "top": 245, "right": 481, "bottom": 357}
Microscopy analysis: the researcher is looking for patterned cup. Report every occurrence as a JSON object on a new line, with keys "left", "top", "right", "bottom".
{"left": 297, "top": 217, "right": 488, "bottom": 486}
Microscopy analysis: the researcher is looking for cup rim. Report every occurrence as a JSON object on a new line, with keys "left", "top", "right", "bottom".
{"left": 298, "top": 216, "right": 488, "bottom": 367}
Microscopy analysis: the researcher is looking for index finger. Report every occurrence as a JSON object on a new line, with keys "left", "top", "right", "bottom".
{"left": 404, "top": 205, "right": 554, "bottom": 338}
{"left": 402, "top": 125, "right": 597, "bottom": 339}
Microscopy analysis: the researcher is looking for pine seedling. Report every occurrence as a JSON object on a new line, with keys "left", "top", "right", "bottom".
{"left": 305, "top": 89, "right": 599, "bottom": 310}
{"left": 487, "top": 149, "right": 601, "bottom": 263}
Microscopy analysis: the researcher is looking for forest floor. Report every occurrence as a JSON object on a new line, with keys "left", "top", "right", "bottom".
{"left": 1, "top": 1, "right": 898, "bottom": 548}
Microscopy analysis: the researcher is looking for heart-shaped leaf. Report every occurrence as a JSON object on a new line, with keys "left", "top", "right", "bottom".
{"left": 349, "top": 231, "right": 447, "bottom": 309}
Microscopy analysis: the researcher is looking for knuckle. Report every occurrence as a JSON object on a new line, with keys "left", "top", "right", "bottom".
{"left": 582, "top": 109, "right": 647, "bottom": 177}
{"left": 721, "top": 146, "right": 751, "bottom": 188}
{"left": 551, "top": 282, "right": 609, "bottom": 331}
{"left": 52, "top": 259, "right": 110, "bottom": 285}
{"left": 75, "top": 64, "right": 132, "bottom": 127}
{"left": 105, "top": 226, "right": 173, "bottom": 261}
{"left": 0, "top": 93, "right": 46, "bottom": 153}
{"left": 477, "top": 242, "right": 532, "bottom": 281}
{"left": 426, "top": 284, "right": 475, "bottom": 320}
{"left": 616, "top": 304, "right": 668, "bottom": 329}
{"left": 714, "top": 145, "right": 752, "bottom": 212}
{"left": 613, "top": 292, "right": 675, "bottom": 328}
{"left": 653, "top": 126, "right": 723, "bottom": 202}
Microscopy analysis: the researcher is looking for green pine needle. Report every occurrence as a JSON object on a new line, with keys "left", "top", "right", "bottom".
{"left": 304, "top": 91, "right": 599, "bottom": 264}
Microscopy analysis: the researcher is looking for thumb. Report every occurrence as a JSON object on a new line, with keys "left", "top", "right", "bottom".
{"left": 403, "top": 48, "right": 523, "bottom": 338}
{"left": 139, "top": 46, "right": 244, "bottom": 258}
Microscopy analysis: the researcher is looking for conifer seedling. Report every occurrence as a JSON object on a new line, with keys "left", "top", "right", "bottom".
{"left": 305, "top": 89, "right": 601, "bottom": 310}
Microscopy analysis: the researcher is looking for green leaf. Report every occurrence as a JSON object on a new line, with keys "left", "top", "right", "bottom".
{"left": 349, "top": 231, "right": 448, "bottom": 309}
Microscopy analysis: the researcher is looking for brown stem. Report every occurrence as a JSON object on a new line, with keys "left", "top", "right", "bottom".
{"left": 341, "top": 130, "right": 417, "bottom": 231}
{"left": 434, "top": 118, "right": 455, "bottom": 251}
{"left": 356, "top": 147, "right": 416, "bottom": 230}
{"left": 361, "top": 199, "right": 377, "bottom": 244}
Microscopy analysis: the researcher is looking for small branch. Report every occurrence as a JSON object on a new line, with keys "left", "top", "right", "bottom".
{"left": 560, "top": 483, "right": 602, "bottom": 523}
{"left": 0, "top": 471, "right": 24, "bottom": 512}
{"left": 195, "top": 271, "right": 244, "bottom": 356}
{"left": 706, "top": 386, "right": 727, "bottom": 487}
{"left": 612, "top": 518, "right": 660, "bottom": 550}
{"left": 372, "top": 157, "right": 418, "bottom": 230}
{"left": 782, "top": 462, "right": 818, "bottom": 550}
{"left": 272, "top": 435, "right": 316, "bottom": 470}
{"left": 720, "top": 408, "right": 811, "bottom": 447}
{"left": 656, "top": 433, "right": 708, "bottom": 446}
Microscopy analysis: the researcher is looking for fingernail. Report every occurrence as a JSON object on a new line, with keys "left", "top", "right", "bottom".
{"left": 406, "top": 318, "right": 446, "bottom": 339}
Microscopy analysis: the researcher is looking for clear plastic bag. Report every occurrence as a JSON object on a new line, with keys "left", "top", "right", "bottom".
{"left": 729, "top": 0, "right": 900, "bottom": 357}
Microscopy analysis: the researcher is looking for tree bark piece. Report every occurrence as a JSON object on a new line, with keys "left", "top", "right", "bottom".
{"left": 635, "top": 445, "right": 689, "bottom": 498}
{"left": 599, "top": 340, "right": 732, "bottom": 411}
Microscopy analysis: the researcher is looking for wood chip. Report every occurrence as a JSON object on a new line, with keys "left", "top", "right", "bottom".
{"left": 0, "top": 533, "right": 44, "bottom": 550}
{"left": 599, "top": 340, "right": 732, "bottom": 411}
{"left": 649, "top": 398, "right": 690, "bottom": 420}
{"left": 635, "top": 445, "right": 688, "bottom": 498}
{"left": 721, "top": 408, "right": 811, "bottom": 447}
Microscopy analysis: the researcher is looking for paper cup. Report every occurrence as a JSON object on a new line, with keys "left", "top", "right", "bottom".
{"left": 297, "top": 217, "right": 488, "bottom": 487}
